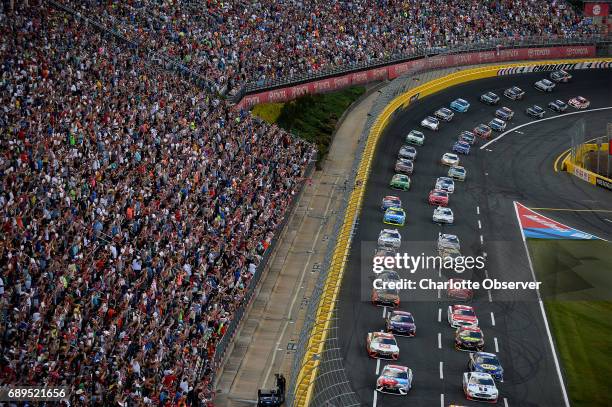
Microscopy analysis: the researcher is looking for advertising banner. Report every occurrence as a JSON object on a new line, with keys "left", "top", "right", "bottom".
{"left": 584, "top": 3, "right": 610, "bottom": 17}
{"left": 236, "top": 45, "right": 596, "bottom": 109}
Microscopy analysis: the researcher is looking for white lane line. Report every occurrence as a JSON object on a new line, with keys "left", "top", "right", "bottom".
{"left": 478, "top": 220, "right": 482, "bottom": 229}
{"left": 438, "top": 308, "right": 442, "bottom": 323}
{"left": 440, "top": 394, "right": 445, "bottom": 407}
{"left": 373, "top": 390, "right": 378, "bottom": 407}
{"left": 437, "top": 288, "right": 441, "bottom": 299}
{"left": 476, "top": 206, "right": 480, "bottom": 215}
{"left": 480, "top": 235, "right": 484, "bottom": 245}
{"left": 480, "top": 106, "right": 612, "bottom": 149}
{"left": 494, "top": 337, "right": 500, "bottom": 353}
{"left": 439, "top": 361, "right": 444, "bottom": 379}
{"left": 487, "top": 290, "right": 493, "bottom": 303}
{"left": 382, "top": 306, "right": 387, "bottom": 319}
{"left": 504, "top": 397, "right": 509, "bottom": 407}
{"left": 491, "top": 312, "right": 496, "bottom": 327}
{"left": 375, "top": 358, "right": 381, "bottom": 375}
{"left": 604, "top": 218, "right": 612, "bottom": 223}
{"left": 513, "top": 201, "right": 571, "bottom": 407}
{"left": 484, "top": 269, "right": 490, "bottom": 279}
{"left": 438, "top": 332, "right": 442, "bottom": 349}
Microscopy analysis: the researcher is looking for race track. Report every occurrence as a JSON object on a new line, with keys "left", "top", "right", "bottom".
{"left": 337, "top": 69, "right": 612, "bottom": 407}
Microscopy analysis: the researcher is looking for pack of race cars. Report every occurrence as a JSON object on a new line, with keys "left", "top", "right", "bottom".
{"left": 373, "top": 70, "right": 590, "bottom": 403}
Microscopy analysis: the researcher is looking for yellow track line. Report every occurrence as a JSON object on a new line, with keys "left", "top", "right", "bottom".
{"left": 553, "top": 149, "right": 571, "bottom": 172}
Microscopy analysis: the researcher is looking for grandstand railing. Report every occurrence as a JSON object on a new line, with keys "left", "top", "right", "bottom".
{"left": 232, "top": 34, "right": 612, "bottom": 103}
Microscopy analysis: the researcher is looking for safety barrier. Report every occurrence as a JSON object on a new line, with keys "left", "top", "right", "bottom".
{"left": 291, "top": 57, "right": 612, "bottom": 406}
{"left": 564, "top": 143, "right": 612, "bottom": 190}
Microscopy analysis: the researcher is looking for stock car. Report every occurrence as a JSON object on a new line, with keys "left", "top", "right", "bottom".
{"left": 450, "top": 98, "right": 470, "bottom": 112}
{"left": 366, "top": 332, "right": 400, "bottom": 359}
{"left": 452, "top": 141, "right": 471, "bottom": 155}
{"left": 480, "top": 91, "right": 500, "bottom": 105}
{"left": 381, "top": 195, "right": 402, "bottom": 211}
{"left": 383, "top": 207, "right": 406, "bottom": 226}
{"left": 535, "top": 78, "right": 555, "bottom": 92}
{"left": 448, "top": 304, "right": 479, "bottom": 328}
{"left": 447, "top": 278, "right": 473, "bottom": 301}
{"left": 550, "top": 70, "right": 572, "bottom": 83}
{"left": 372, "top": 286, "right": 400, "bottom": 307}
{"left": 569, "top": 96, "right": 590, "bottom": 109}
{"left": 395, "top": 158, "right": 414, "bottom": 175}
{"left": 421, "top": 116, "right": 440, "bottom": 131}
{"left": 455, "top": 326, "right": 485, "bottom": 352}
{"left": 378, "top": 229, "right": 401, "bottom": 249}
{"left": 386, "top": 310, "right": 416, "bottom": 336}
{"left": 441, "top": 152, "right": 460, "bottom": 166}
{"left": 435, "top": 176, "right": 455, "bottom": 193}
{"left": 435, "top": 107, "right": 455, "bottom": 122}
{"left": 473, "top": 124, "right": 492, "bottom": 140}
{"left": 433, "top": 206, "right": 454, "bottom": 224}
{"left": 463, "top": 372, "right": 499, "bottom": 403}
{"left": 526, "top": 104, "right": 545, "bottom": 118}
{"left": 495, "top": 106, "right": 514, "bottom": 121}
{"left": 468, "top": 352, "right": 504, "bottom": 381}
{"left": 399, "top": 145, "right": 417, "bottom": 160}
{"left": 376, "top": 365, "right": 413, "bottom": 395}
{"left": 488, "top": 118, "right": 506, "bottom": 132}
{"left": 548, "top": 99, "right": 568, "bottom": 112}
{"left": 438, "top": 233, "right": 460, "bottom": 251}
{"left": 458, "top": 130, "right": 476, "bottom": 145}
{"left": 390, "top": 174, "right": 411, "bottom": 191}
{"left": 405, "top": 129, "right": 425, "bottom": 146}
{"left": 503, "top": 86, "right": 525, "bottom": 100}
{"left": 448, "top": 165, "right": 466, "bottom": 181}
{"left": 428, "top": 190, "right": 449, "bottom": 206}
{"left": 374, "top": 248, "right": 396, "bottom": 265}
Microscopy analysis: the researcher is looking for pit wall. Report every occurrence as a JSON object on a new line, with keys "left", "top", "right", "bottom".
{"left": 236, "top": 45, "right": 596, "bottom": 109}
{"left": 292, "top": 57, "right": 612, "bottom": 406}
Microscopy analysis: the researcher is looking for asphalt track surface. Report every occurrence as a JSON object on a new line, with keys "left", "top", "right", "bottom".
{"left": 337, "top": 69, "right": 612, "bottom": 407}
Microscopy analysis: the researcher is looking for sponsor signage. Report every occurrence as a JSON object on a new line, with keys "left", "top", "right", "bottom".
{"left": 596, "top": 177, "right": 612, "bottom": 191}
{"left": 236, "top": 45, "right": 596, "bottom": 109}
{"left": 515, "top": 202, "right": 600, "bottom": 240}
{"left": 584, "top": 3, "right": 610, "bottom": 17}
{"left": 573, "top": 166, "right": 592, "bottom": 183}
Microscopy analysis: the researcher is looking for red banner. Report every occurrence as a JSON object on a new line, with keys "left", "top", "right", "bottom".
{"left": 236, "top": 45, "right": 596, "bottom": 109}
{"left": 584, "top": 3, "right": 609, "bottom": 17}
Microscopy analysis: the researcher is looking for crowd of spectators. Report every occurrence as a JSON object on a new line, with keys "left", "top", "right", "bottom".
{"left": 61, "top": 0, "right": 601, "bottom": 95}
{"left": 0, "top": 0, "right": 604, "bottom": 406}
{"left": 0, "top": 2, "right": 313, "bottom": 406}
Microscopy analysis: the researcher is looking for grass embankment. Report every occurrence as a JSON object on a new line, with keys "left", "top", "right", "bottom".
{"left": 527, "top": 239, "right": 612, "bottom": 407}
{"left": 252, "top": 86, "right": 366, "bottom": 167}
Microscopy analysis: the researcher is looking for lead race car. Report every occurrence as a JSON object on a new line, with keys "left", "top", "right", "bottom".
{"left": 463, "top": 372, "right": 499, "bottom": 403}
{"left": 376, "top": 365, "right": 413, "bottom": 395}
{"left": 366, "top": 332, "right": 400, "bottom": 359}
{"left": 569, "top": 96, "right": 590, "bottom": 109}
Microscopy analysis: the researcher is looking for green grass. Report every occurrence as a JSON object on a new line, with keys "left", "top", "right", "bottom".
{"left": 545, "top": 301, "right": 612, "bottom": 407}
{"left": 252, "top": 86, "right": 366, "bottom": 167}
{"left": 527, "top": 239, "right": 612, "bottom": 406}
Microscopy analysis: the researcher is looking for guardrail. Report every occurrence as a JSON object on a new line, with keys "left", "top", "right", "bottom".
{"left": 289, "top": 57, "right": 612, "bottom": 406}
{"left": 564, "top": 143, "right": 612, "bottom": 190}
{"left": 232, "top": 34, "right": 612, "bottom": 105}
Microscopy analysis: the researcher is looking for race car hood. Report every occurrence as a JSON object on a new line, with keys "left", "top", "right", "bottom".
{"left": 452, "top": 314, "right": 477, "bottom": 324}
{"left": 466, "top": 383, "right": 497, "bottom": 396}
{"left": 371, "top": 342, "right": 399, "bottom": 353}
{"left": 377, "top": 376, "right": 408, "bottom": 388}
{"left": 476, "top": 363, "right": 502, "bottom": 374}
